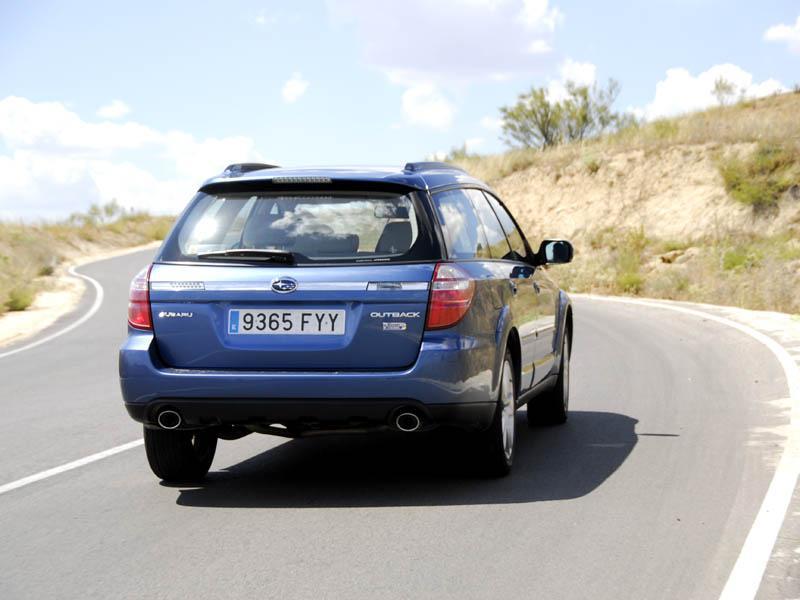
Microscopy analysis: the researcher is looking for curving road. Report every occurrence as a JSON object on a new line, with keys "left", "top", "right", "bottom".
{"left": 0, "top": 249, "right": 791, "bottom": 599}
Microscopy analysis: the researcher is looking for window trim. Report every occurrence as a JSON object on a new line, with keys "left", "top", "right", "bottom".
{"left": 464, "top": 188, "right": 512, "bottom": 261}
{"left": 480, "top": 189, "right": 535, "bottom": 262}
{"left": 430, "top": 186, "right": 492, "bottom": 261}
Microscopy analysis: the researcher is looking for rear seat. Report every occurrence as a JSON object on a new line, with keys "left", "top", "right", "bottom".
{"left": 291, "top": 233, "right": 359, "bottom": 256}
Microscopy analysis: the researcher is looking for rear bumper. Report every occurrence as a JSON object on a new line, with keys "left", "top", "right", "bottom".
{"left": 125, "top": 398, "right": 495, "bottom": 434}
{"left": 119, "top": 331, "right": 498, "bottom": 433}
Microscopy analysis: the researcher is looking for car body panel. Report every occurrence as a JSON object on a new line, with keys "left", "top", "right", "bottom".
{"left": 149, "top": 263, "right": 434, "bottom": 370}
{"left": 119, "top": 163, "right": 573, "bottom": 435}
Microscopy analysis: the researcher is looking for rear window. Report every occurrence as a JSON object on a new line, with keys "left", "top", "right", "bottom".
{"left": 160, "top": 191, "right": 435, "bottom": 265}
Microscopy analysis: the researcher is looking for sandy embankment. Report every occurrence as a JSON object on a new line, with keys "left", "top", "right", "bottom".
{"left": 0, "top": 241, "right": 160, "bottom": 349}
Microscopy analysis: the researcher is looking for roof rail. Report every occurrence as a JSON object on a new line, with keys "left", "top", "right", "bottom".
{"left": 403, "top": 161, "right": 466, "bottom": 173}
{"left": 223, "top": 162, "right": 280, "bottom": 176}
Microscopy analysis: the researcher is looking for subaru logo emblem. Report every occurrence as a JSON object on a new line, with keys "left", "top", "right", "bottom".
{"left": 271, "top": 277, "right": 298, "bottom": 293}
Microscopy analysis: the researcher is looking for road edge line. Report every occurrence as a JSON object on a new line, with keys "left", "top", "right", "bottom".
{"left": 581, "top": 294, "right": 800, "bottom": 600}
{"left": 0, "top": 439, "right": 144, "bottom": 496}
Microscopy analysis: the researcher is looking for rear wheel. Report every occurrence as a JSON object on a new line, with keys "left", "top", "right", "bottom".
{"left": 479, "top": 350, "right": 516, "bottom": 477}
{"left": 528, "top": 333, "right": 570, "bottom": 426}
{"left": 143, "top": 427, "right": 217, "bottom": 483}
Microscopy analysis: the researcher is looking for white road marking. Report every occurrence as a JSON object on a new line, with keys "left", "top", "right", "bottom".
{"left": 0, "top": 439, "right": 143, "bottom": 496}
{"left": 0, "top": 265, "right": 104, "bottom": 360}
{"left": 582, "top": 295, "right": 800, "bottom": 600}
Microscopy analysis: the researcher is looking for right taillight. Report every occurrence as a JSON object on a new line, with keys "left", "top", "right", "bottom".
{"left": 425, "top": 263, "right": 476, "bottom": 330}
{"left": 128, "top": 264, "right": 153, "bottom": 330}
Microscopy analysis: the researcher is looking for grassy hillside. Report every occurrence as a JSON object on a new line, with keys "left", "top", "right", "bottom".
{"left": 0, "top": 204, "right": 172, "bottom": 314}
{"left": 452, "top": 92, "right": 800, "bottom": 314}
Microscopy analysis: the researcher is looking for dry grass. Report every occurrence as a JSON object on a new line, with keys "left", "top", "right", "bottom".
{"left": 453, "top": 92, "right": 800, "bottom": 184}
{"left": 452, "top": 91, "right": 800, "bottom": 314}
{"left": 556, "top": 228, "right": 800, "bottom": 314}
{"left": 0, "top": 205, "right": 173, "bottom": 315}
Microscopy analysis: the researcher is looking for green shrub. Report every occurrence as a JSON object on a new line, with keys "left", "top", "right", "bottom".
{"left": 613, "top": 227, "right": 648, "bottom": 294}
{"left": 651, "top": 119, "right": 679, "bottom": 140}
{"left": 5, "top": 286, "right": 35, "bottom": 311}
{"left": 37, "top": 264, "right": 55, "bottom": 277}
{"left": 722, "top": 247, "right": 760, "bottom": 271}
{"left": 719, "top": 143, "right": 799, "bottom": 211}
{"left": 616, "top": 271, "right": 644, "bottom": 294}
{"left": 585, "top": 156, "right": 601, "bottom": 175}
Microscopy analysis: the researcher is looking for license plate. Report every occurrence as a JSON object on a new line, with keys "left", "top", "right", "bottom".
{"left": 228, "top": 309, "right": 346, "bottom": 335}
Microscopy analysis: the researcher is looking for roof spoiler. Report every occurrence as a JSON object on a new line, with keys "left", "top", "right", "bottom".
{"left": 222, "top": 163, "right": 280, "bottom": 177}
{"left": 403, "top": 161, "right": 466, "bottom": 174}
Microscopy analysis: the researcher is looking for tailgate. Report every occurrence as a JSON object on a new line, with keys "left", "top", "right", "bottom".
{"left": 149, "top": 263, "right": 434, "bottom": 370}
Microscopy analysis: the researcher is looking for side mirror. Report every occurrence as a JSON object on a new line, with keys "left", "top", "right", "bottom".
{"left": 534, "top": 240, "right": 574, "bottom": 265}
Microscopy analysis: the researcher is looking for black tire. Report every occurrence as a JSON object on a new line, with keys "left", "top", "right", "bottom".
{"left": 479, "top": 349, "right": 517, "bottom": 477}
{"left": 528, "top": 333, "right": 570, "bottom": 426}
{"left": 143, "top": 427, "right": 217, "bottom": 483}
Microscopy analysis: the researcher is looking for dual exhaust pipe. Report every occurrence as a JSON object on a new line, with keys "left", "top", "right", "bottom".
{"left": 156, "top": 407, "right": 423, "bottom": 433}
{"left": 393, "top": 410, "right": 422, "bottom": 433}
{"left": 156, "top": 409, "right": 182, "bottom": 430}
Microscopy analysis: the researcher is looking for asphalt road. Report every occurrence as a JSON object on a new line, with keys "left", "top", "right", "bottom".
{"left": 0, "top": 249, "right": 790, "bottom": 600}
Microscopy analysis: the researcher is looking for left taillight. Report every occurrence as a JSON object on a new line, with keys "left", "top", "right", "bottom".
{"left": 128, "top": 264, "right": 153, "bottom": 330}
{"left": 425, "top": 262, "right": 476, "bottom": 330}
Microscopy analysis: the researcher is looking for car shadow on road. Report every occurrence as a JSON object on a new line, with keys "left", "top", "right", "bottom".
{"left": 174, "top": 410, "right": 638, "bottom": 508}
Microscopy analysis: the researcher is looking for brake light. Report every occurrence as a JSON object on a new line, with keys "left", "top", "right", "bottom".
{"left": 128, "top": 264, "right": 153, "bottom": 330}
{"left": 425, "top": 263, "right": 475, "bottom": 330}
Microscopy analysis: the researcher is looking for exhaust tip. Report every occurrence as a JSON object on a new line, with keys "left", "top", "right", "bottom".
{"left": 157, "top": 409, "right": 182, "bottom": 430}
{"left": 395, "top": 411, "right": 421, "bottom": 433}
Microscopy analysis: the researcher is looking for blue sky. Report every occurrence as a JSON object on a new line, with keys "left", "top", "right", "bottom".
{"left": 0, "top": 0, "right": 798, "bottom": 218}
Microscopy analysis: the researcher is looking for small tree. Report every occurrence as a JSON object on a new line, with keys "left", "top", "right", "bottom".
{"left": 713, "top": 76, "right": 736, "bottom": 106}
{"left": 561, "top": 83, "right": 593, "bottom": 142}
{"left": 500, "top": 78, "right": 625, "bottom": 149}
{"left": 591, "top": 78, "right": 622, "bottom": 132}
{"left": 500, "top": 88, "right": 563, "bottom": 148}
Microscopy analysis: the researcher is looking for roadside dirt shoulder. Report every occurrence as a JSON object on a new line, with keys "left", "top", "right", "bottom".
{"left": 0, "top": 241, "right": 160, "bottom": 348}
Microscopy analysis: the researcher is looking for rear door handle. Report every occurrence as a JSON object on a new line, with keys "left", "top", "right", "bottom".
{"left": 509, "top": 280, "right": 518, "bottom": 295}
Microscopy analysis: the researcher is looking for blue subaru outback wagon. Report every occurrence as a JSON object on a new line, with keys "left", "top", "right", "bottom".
{"left": 119, "top": 162, "right": 574, "bottom": 481}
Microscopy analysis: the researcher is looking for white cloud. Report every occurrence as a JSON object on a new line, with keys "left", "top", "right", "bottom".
{"left": 527, "top": 39, "right": 552, "bottom": 54}
{"left": 480, "top": 115, "right": 504, "bottom": 131}
{"left": 327, "top": 0, "right": 563, "bottom": 83}
{"left": 640, "top": 63, "right": 787, "bottom": 120}
{"left": 327, "top": 0, "right": 564, "bottom": 133}
{"left": 0, "top": 96, "right": 263, "bottom": 220}
{"left": 764, "top": 16, "right": 800, "bottom": 54}
{"left": 546, "top": 58, "right": 597, "bottom": 101}
{"left": 281, "top": 72, "right": 309, "bottom": 103}
{"left": 559, "top": 58, "right": 596, "bottom": 86}
{"left": 96, "top": 99, "right": 131, "bottom": 119}
{"left": 401, "top": 84, "right": 455, "bottom": 130}
{"left": 1, "top": 96, "right": 159, "bottom": 154}
{"left": 517, "top": 0, "right": 563, "bottom": 31}
{"left": 255, "top": 11, "right": 276, "bottom": 26}
{"left": 464, "top": 137, "right": 484, "bottom": 153}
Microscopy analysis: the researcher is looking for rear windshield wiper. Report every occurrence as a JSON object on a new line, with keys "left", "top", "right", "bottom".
{"left": 196, "top": 249, "right": 296, "bottom": 264}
